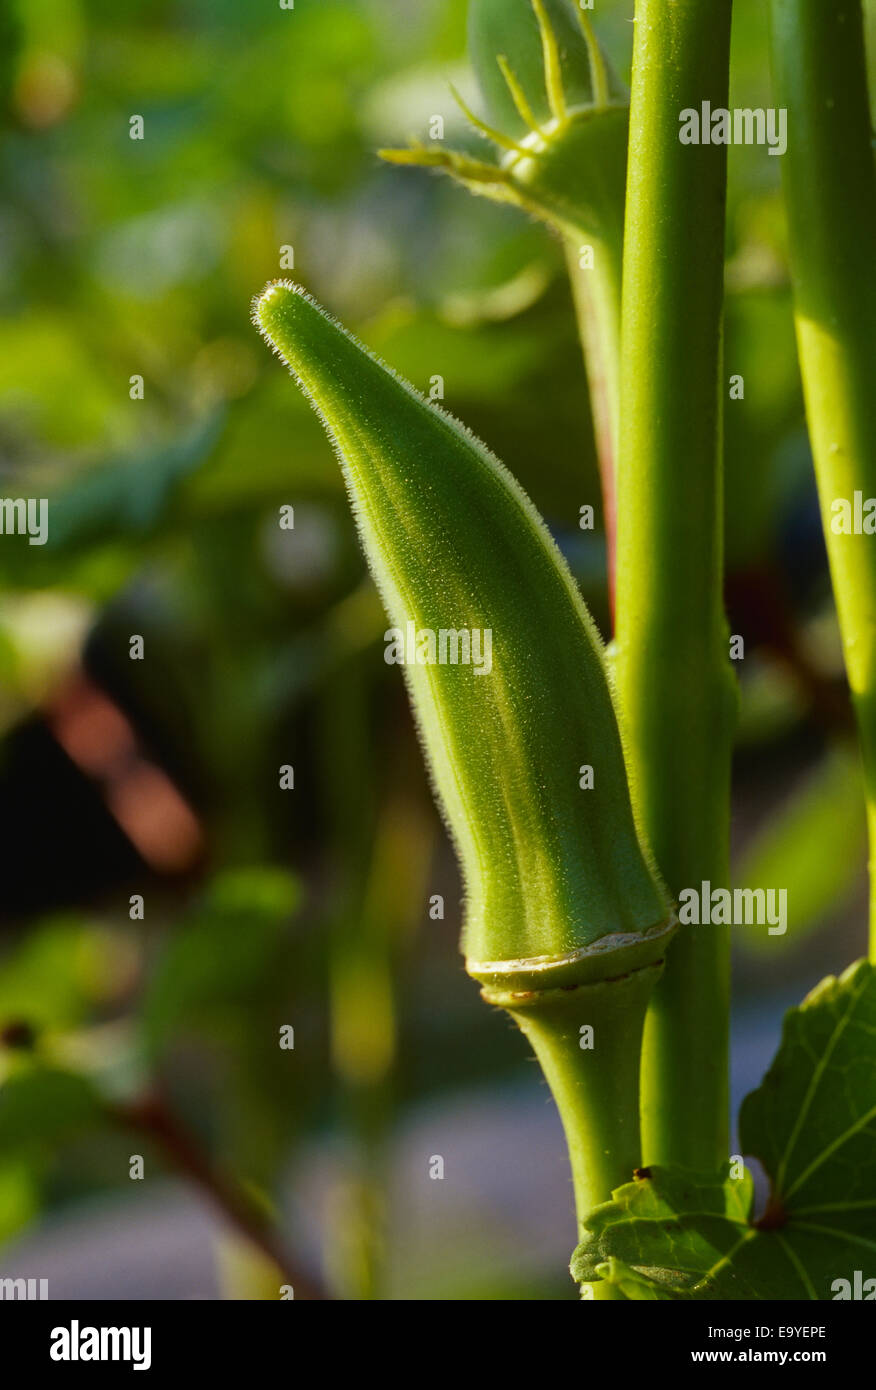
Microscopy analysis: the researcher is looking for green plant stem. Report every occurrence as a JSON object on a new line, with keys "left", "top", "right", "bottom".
{"left": 613, "top": 0, "right": 736, "bottom": 1170}
{"left": 564, "top": 231, "right": 623, "bottom": 601}
{"left": 768, "top": 0, "right": 876, "bottom": 962}
{"left": 485, "top": 963, "right": 662, "bottom": 1300}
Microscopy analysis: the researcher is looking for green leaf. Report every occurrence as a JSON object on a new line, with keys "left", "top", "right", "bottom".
{"left": 571, "top": 960, "right": 876, "bottom": 1298}
{"left": 0, "top": 1067, "right": 104, "bottom": 1159}
{"left": 48, "top": 411, "right": 225, "bottom": 552}
{"left": 740, "top": 960, "right": 876, "bottom": 1218}
{"left": 254, "top": 281, "right": 671, "bottom": 985}
{"left": 0, "top": 917, "right": 132, "bottom": 1034}
{"left": 0, "top": 413, "right": 224, "bottom": 591}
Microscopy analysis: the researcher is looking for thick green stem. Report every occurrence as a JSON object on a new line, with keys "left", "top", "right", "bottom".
{"left": 484, "top": 961, "right": 664, "bottom": 1300}
{"left": 613, "top": 0, "right": 736, "bottom": 1169}
{"left": 768, "top": 0, "right": 876, "bottom": 961}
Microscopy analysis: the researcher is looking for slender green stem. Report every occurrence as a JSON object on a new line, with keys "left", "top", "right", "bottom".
{"left": 565, "top": 232, "right": 622, "bottom": 603}
{"left": 486, "top": 963, "right": 663, "bottom": 1300}
{"left": 768, "top": 0, "right": 876, "bottom": 961}
{"left": 613, "top": 0, "right": 736, "bottom": 1169}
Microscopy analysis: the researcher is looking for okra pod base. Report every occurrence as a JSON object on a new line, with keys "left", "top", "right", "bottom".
{"left": 471, "top": 921, "right": 675, "bottom": 1297}
{"left": 467, "top": 913, "right": 676, "bottom": 994}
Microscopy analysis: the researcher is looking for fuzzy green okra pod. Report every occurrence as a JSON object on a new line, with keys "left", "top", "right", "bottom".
{"left": 254, "top": 282, "right": 675, "bottom": 1280}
